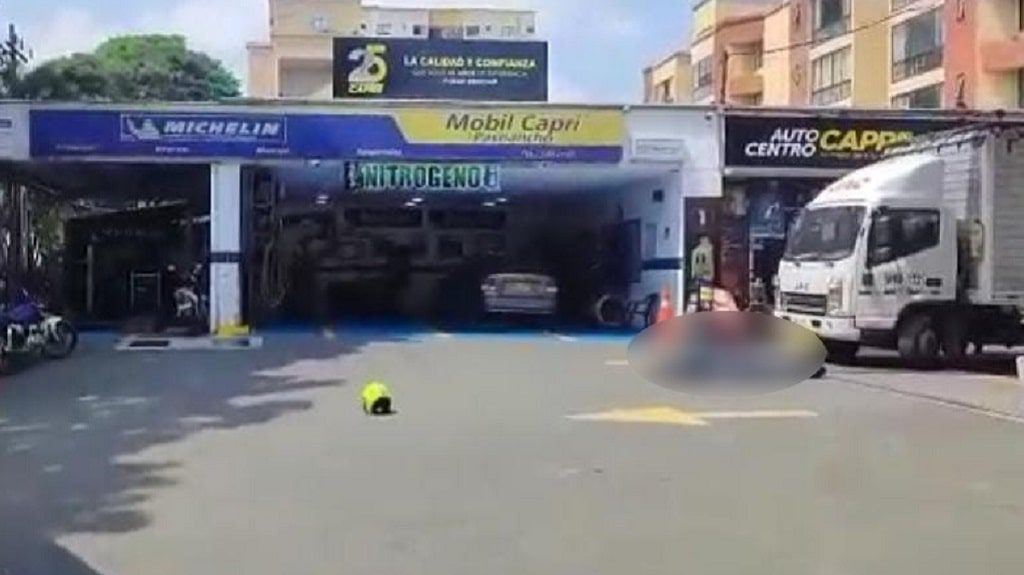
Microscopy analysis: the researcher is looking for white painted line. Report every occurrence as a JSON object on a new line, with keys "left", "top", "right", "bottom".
{"left": 322, "top": 328, "right": 336, "bottom": 340}
{"left": 116, "top": 336, "right": 264, "bottom": 351}
{"left": 697, "top": 410, "right": 819, "bottom": 420}
{"left": 557, "top": 335, "right": 578, "bottom": 342}
{"left": 605, "top": 359, "right": 630, "bottom": 367}
{"left": 435, "top": 332, "right": 454, "bottom": 339}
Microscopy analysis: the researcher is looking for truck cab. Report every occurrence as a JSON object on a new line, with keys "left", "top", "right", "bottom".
{"left": 776, "top": 154, "right": 960, "bottom": 364}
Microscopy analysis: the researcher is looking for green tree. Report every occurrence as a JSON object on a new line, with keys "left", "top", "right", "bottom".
{"left": 17, "top": 34, "right": 240, "bottom": 101}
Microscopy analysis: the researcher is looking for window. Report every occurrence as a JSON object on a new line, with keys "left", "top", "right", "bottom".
{"left": 412, "top": 24, "right": 425, "bottom": 36}
{"left": 466, "top": 25, "right": 481, "bottom": 37}
{"left": 501, "top": 25, "right": 517, "bottom": 37}
{"left": 811, "top": 47, "right": 852, "bottom": 105}
{"left": 526, "top": 25, "right": 536, "bottom": 34}
{"left": 694, "top": 56, "right": 714, "bottom": 98}
{"left": 814, "top": 0, "right": 850, "bottom": 42}
{"left": 375, "top": 22, "right": 393, "bottom": 35}
{"left": 891, "top": 83, "right": 942, "bottom": 108}
{"left": 891, "top": 8, "right": 943, "bottom": 81}
{"left": 655, "top": 80, "right": 673, "bottom": 103}
{"left": 431, "top": 26, "right": 463, "bottom": 39}
{"left": 868, "top": 209, "right": 940, "bottom": 266}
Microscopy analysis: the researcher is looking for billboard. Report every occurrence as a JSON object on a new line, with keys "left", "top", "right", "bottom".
{"left": 347, "top": 162, "right": 501, "bottom": 193}
{"left": 333, "top": 37, "right": 548, "bottom": 101}
{"left": 725, "top": 115, "right": 960, "bottom": 169}
{"left": 30, "top": 106, "right": 623, "bottom": 163}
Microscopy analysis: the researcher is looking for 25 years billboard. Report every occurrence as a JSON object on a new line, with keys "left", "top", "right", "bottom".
{"left": 333, "top": 37, "right": 548, "bottom": 101}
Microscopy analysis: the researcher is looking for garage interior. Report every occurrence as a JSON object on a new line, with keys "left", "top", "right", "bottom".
{"left": 4, "top": 162, "right": 210, "bottom": 331}
{"left": 1, "top": 158, "right": 680, "bottom": 333}
{"left": 247, "top": 161, "right": 681, "bottom": 329}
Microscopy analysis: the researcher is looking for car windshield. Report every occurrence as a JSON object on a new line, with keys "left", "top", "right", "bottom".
{"left": 783, "top": 206, "right": 866, "bottom": 262}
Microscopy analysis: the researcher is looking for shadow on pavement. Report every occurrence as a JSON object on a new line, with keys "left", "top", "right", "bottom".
{"left": 839, "top": 350, "right": 1021, "bottom": 377}
{"left": 0, "top": 329, "right": 405, "bottom": 574}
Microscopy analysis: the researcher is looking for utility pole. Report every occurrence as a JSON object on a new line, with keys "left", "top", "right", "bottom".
{"left": 0, "top": 15, "right": 30, "bottom": 298}
{"left": 0, "top": 22, "right": 30, "bottom": 97}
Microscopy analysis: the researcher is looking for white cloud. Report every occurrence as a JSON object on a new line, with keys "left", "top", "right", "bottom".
{"left": 24, "top": 1, "right": 265, "bottom": 85}
{"left": 26, "top": 7, "right": 110, "bottom": 63}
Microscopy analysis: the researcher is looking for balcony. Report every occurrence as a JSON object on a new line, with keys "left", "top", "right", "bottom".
{"left": 814, "top": 17, "right": 850, "bottom": 45}
{"left": 728, "top": 72, "right": 764, "bottom": 97}
{"left": 892, "top": 47, "right": 943, "bottom": 82}
{"left": 981, "top": 35, "right": 1024, "bottom": 73}
{"left": 811, "top": 80, "right": 852, "bottom": 105}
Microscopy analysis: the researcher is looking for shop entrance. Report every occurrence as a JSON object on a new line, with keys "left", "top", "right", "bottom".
{"left": 246, "top": 162, "right": 677, "bottom": 329}
{"left": 6, "top": 162, "right": 210, "bottom": 332}
{"left": 684, "top": 178, "right": 830, "bottom": 310}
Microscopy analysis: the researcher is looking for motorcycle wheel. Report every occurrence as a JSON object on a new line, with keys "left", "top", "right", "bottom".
{"left": 43, "top": 320, "right": 78, "bottom": 359}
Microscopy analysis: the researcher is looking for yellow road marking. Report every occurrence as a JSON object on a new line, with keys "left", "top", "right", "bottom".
{"left": 568, "top": 407, "right": 709, "bottom": 426}
{"left": 568, "top": 406, "right": 819, "bottom": 428}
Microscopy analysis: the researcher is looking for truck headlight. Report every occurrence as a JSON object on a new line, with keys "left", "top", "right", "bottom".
{"left": 827, "top": 279, "right": 844, "bottom": 316}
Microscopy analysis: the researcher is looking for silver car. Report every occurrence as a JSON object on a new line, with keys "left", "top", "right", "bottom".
{"left": 481, "top": 273, "right": 558, "bottom": 316}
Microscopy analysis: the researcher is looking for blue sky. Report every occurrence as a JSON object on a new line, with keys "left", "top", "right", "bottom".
{"left": 4, "top": 0, "right": 690, "bottom": 103}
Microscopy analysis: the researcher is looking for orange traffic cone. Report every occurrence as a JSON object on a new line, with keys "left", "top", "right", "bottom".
{"left": 656, "top": 286, "right": 675, "bottom": 324}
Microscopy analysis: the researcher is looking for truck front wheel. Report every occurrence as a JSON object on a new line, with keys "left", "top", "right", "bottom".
{"left": 898, "top": 313, "right": 941, "bottom": 368}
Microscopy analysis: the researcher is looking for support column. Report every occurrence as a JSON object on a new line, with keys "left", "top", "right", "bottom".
{"left": 209, "top": 162, "right": 245, "bottom": 336}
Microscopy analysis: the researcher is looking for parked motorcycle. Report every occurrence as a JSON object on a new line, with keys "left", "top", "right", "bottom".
{"left": 171, "top": 263, "right": 208, "bottom": 335}
{"left": 0, "top": 289, "right": 78, "bottom": 373}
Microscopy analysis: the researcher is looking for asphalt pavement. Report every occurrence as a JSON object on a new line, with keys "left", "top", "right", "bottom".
{"left": 2, "top": 328, "right": 1023, "bottom": 575}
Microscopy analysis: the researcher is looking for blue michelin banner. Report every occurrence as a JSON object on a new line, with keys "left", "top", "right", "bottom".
{"left": 30, "top": 108, "right": 623, "bottom": 163}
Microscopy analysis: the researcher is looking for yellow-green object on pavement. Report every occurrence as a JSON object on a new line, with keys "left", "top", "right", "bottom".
{"left": 361, "top": 381, "right": 393, "bottom": 415}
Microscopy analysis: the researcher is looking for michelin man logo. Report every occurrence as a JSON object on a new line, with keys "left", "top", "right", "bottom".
{"left": 124, "top": 118, "right": 162, "bottom": 141}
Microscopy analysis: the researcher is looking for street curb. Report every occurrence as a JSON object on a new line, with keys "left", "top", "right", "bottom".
{"left": 833, "top": 375, "right": 1024, "bottom": 424}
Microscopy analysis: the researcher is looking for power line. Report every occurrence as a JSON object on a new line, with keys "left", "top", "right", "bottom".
{"left": 728, "top": 2, "right": 935, "bottom": 57}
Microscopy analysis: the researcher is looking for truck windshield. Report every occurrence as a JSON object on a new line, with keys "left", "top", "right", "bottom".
{"left": 783, "top": 206, "right": 866, "bottom": 262}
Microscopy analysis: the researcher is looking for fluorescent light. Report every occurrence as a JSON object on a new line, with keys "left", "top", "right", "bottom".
{"left": 496, "top": 197, "right": 509, "bottom": 204}
{"left": 482, "top": 201, "right": 497, "bottom": 208}
{"left": 411, "top": 197, "right": 424, "bottom": 204}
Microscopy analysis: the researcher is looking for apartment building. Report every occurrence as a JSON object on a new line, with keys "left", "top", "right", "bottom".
{"left": 689, "top": 0, "right": 776, "bottom": 105}
{"left": 648, "top": 0, "right": 1023, "bottom": 110}
{"left": 947, "top": 0, "right": 1024, "bottom": 109}
{"left": 248, "top": 0, "right": 536, "bottom": 98}
{"left": 644, "top": 50, "right": 693, "bottom": 103}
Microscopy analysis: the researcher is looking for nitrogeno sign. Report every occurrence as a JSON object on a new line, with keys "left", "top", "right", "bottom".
{"left": 347, "top": 162, "right": 501, "bottom": 193}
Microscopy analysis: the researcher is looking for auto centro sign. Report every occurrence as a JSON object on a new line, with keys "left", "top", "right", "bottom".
{"left": 30, "top": 106, "right": 623, "bottom": 163}
{"left": 725, "top": 115, "right": 957, "bottom": 169}
{"left": 347, "top": 162, "right": 501, "bottom": 193}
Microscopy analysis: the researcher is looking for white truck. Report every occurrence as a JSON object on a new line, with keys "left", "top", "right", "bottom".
{"left": 775, "top": 127, "right": 1024, "bottom": 367}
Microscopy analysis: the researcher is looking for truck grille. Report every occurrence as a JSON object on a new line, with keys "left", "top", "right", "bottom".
{"left": 783, "top": 292, "right": 827, "bottom": 316}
